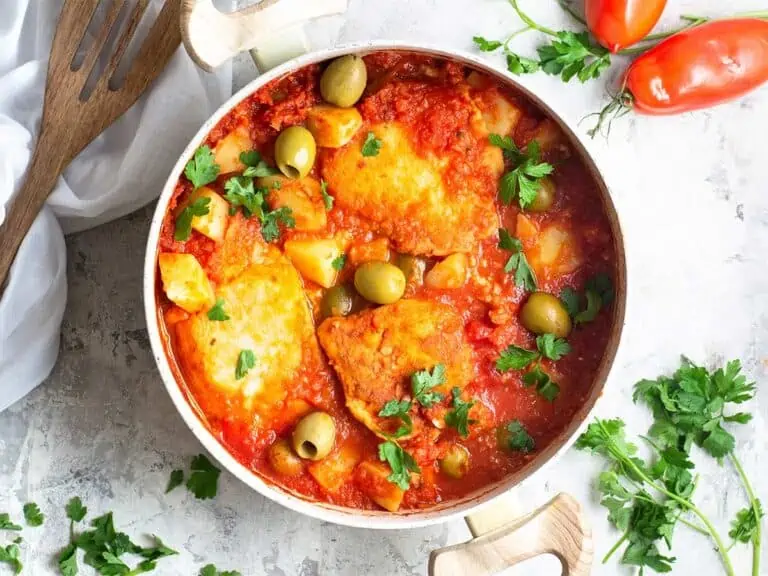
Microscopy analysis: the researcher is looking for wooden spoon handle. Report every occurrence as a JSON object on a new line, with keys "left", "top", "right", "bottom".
{"left": 0, "top": 135, "right": 63, "bottom": 290}
{"left": 429, "top": 493, "right": 593, "bottom": 576}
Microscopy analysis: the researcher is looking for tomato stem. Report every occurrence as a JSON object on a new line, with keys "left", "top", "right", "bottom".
{"left": 508, "top": 0, "right": 559, "bottom": 38}
{"left": 585, "top": 90, "right": 633, "bottom": 139}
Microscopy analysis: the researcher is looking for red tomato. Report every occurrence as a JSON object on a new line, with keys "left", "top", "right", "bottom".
{"left": 626, "top": 19, "right": 768, "bottom": 114}
{"left": 586, "top": 0, "right": 667, "bottom": 52}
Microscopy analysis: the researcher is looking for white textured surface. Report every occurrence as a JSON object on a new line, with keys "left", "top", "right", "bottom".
{"left": 2, "top": 0, "right": 768, "bottom": 574}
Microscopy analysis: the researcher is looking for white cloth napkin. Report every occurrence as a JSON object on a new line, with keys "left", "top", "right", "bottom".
{"left": 0, "top": 0, "right": 232, "bottom": 412}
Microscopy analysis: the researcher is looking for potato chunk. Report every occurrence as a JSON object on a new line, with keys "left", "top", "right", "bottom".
{"left": 356, "top": 461, "right": 405, "bottom": 512}
{"left": 306, "top": 105, "right": 363, "bottom": 148}
{"left": 308, "top": 441, "right": 361, "bottom": 493}
{"left": 528, "top": 224, "right": 583, "bottom": 279}
{"left": 284, "top": 238, "right": 342, "bottom": 288}
{"left": 213, "top": 128, "right": 251, "bottom": 174}
{"left": 189, "top": 187, "right": 229, "bottom": 242}
{"left": 425, "top": 253, "right": 468, "bottom": 289}
{"left": 262, "top": 176, "right": 327, "bottom": 231}
{"left": 158, "top": 253, "right": 215, "bottom": 313}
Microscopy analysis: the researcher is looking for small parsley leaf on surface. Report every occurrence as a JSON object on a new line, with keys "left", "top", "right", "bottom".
{"left": 207, "top": 299, "right": 230, "bottom": 322}
{"left": 165, "top": 469, "right": 185, "bottom": 493}
{"left": 503, "top": 420, "right": 535, "bottom": 453}
{"left": 378, "top": 400, "right": 413, "bottom": 438}
{"left": 444, "top": 388, "right": 477, "bottom": 439}
{"left": 378, "top": 441, "right": 420, "bottom": 490}
{"left": 0, "top": 543, "right": 22, "bottom": 574}
{"left": 411, "top": 364, "right": 446, "bottom": 408}
{"left": 0, "top": 514, "right": 21, "bottom": 532}
{"left": 235, "top": 350, "right": 255, "bottom": 380}
{"left": 472, "top": 36, "right": 503, "bottom": 52}
{"left": 523, "top": 365, "right": 560, "bottom": 401}
{"left": 200, "top": 565, "right": 243, "bottom": 576}
{"left": 496, "top": 345, "right": 539, "bottom": 372}
{"left": 23, "top": 502, "right": 44, "bottom": 527}
{"left": 174, "top": 197, "right": 211, "bottom": 241}
{"left": 536, "top": 334, "right": 571, "bottom": 361}
{"left": 498, "top": 228, "right": 537, "bottom": 291}
{"left": 331, "top": 254, "right": 346, "bottom": 271}
{"left": 361, "top": 132, "right": 382, "bottom": 157}
{"left": 537, "top": 31, "right": 611, "bottom": 83}
{"left": 186, "top": 454, "right": 221, "bottom": 500}
{"left": 58, "top": 543, "right": 78, "bottom": 576}
{"left": 320, "top": 179, "right": 333, "bottom": 211}
{"left": 184, "top": 146, "right": 220, "bottom": 189}
{"left": 506, "top": 53, "right": 540, "bottom": 75}
{"left": 65, "top": 497, "right": 87, "bottom": 523}
{"left": 240, "top": 150, "right": 278, "bottom": 178}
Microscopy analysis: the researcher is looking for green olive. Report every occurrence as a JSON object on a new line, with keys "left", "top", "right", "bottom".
{"left": 320, "top": 285, "right": 354, "bottom": 318}
{"left": 354, "top": 261, "right": 406, "bottom": 305}
{"left": 395, "top": 254, "right": 426, "bottom": 286}
{"left": 440, "top": 444, "right": 470, "bottom": 479}
{"left": 268, "top": 439, "right": 304, "bottom": 477}
{"left": 274, "top": 126, "right": 317, "bottom": 179}
{"left": 527, "top": 177, "right": 556, "bottom": 212}
{"left": 520, "top": 292, "right": 572, "bottom": 338}
{"left": 292, "top": 411, "right": 336, "bottom": 461}
{"left": 320, "top": 55, "right": 368, "bottom": 107}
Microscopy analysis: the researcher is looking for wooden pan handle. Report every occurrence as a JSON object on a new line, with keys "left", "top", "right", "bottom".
{"left": 180, "top": 0, "right": 348, "bottom": 71}
{"left": 429, "top": 493, "right": 593, "bottom": 576}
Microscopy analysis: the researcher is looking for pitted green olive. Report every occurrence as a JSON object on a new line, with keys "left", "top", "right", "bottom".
{"left": 354, "top": 261, "right": 406, "bottom": 305}
{"left": 520, "top": 292, "right": 572, "bottom": 337}
{"left": 440, "top": 444, "right": 470, "bottom": 479}
{"left": 320, "top": 55, "right": 368, "bottom": 107}
{"left": 268, "top": 439, "right": 304, "bottom": 476}
{"left": 292, "top": 411, "right": 336, "bottom": 461}
{"left": 274, "top": 126, "right": 316, "bottom": 179}
{"left": 321, "top": 285, "right": 354, "bottom": 318}
{"left": 395, "top": 254, "right": 426, "bottom": 286}
{"left": 528, "top": 177, "right": 556, "bottom": 213}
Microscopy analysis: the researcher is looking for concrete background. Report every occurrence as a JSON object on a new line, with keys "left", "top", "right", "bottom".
{"left": 2, "top": 0, "right": 767, "bottom": 574}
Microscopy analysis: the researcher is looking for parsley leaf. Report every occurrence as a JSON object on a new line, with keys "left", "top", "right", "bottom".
{"left": 498, "top": 228, "right": 537, "bottom": 291}
{"left": 411, "top": 364, "right": 446, "bottom": 408}
{"left": 491, "top": 136, "right": 553, "bottom": 209}
{"left": 506, "top": 53, "right": 539, "bottom": 75}
{"left": 560, "top": 287, "right": 580, "bottom": 317}
{"left": 503, "top": 420, "right": 535, "bottom": 453}
{"left": 523, "top": 365, "right": 560, "bottom": 401}
{"left": 537, "top": 31, "right": 611, "bottom": 83}
{"left": 200, "top": 565, "right": 242, "bottom": 576}
{"left": 58, "top": 543, "right": 78, "bottom": 576}
{"left": 729, "top": 500, "right": 764, "bottom": 544}
{"left": 65, "top": 497, "right": 87, "bottom": 523}
{"left": 165, "top": 469, "right": 185, "bottom": 493}
{"left": 174, "top": 197, "right": 211, "bottom": 241}
{"left": 206, "top": 299, "right": 230, "bottom": 322}
{"left": 235, "top": 350, "right": 255, "bottom": 380}
{"left": 0, "top": 543, "right": 22, "bottom": 574}
{"left": 331, "top": 254, "right": 346, "bottom": 271}
{"left": 224, "top": 176, "right": 264, "bottom": 219}
{"left": 361, "top": 132, "right": 382, "bottom": 157}
{"left": 444, "top": 387, "right": 477, "bottom": 438}
{"left": 0, "top": 514, "right": 22, "bottom": 532}
{"left": 260, "top": 206, "right": 295, "bottom": 243}
{"left": 186, "top": 454, "right": 221, "bottom": 500}
{"left": 23, "top": 502, "right": 44, "bottom": 527}
{"left": 240, "top": 150, "right": 278, "bottom": 178}
{"left": 378, "top": 441, "right": 420, "bottom": 490}
{"left": 472, "top": 36, "right": 503, "bottom": 52}
{"left": 378, "top": 400, "right": 413, "bottom": 438}
{"left": 496, "top": 345, "right": 539, "bottom": 372}
{"left": 185, "top": 146, "right": 221, "bottom": 189}
{"left": 536, "top": 334, "right": 571, "bottom": 361}
{"left": 320, "top": 179, "right": 333, "bottom": 211}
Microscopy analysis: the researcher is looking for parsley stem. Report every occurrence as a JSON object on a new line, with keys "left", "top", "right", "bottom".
{"left": 601, "top": 531, "right": 628, "bottom": 564}
{"left": 508, "top": 0, "right": 558, "bottom": 37}
{"left": 629, "top": 487, "right": 709, "bottom": 536}
{"left": 730, "top": 453, "right": 761, "bottom": 576}
{"left": 597, "top": 419, "right": 736, "bottom": 576}
{"left": 503, "top": 26, "right": 533, "bottom": 50}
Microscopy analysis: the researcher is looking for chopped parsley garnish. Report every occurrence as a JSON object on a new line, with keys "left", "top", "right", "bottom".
{"left": 320, "top": 179, "right": 333, "bottom": 211}
{"left": 200, "top": 565, "right": 242, "bottom": 576}
{"left": 496, "top": 345, "right": 540, "bottom": 372}
{"left": 444, "top": 387, "right": 477, "bottom": 439}
{"left": 174, "top": 197, "right": 211, "bottom": 241}
{"left": 259, "top": 207, "right": 295, "bottom": 243}
{"left": 522, "top": 365, "right": 560, "bottom": 401}
{"left": 560, "top": 273, "right": 614, "bottom": 325}
{"left": 239, "top": 150, "right": 278, "bottom": 178}
{"left": 490, "top": 136, "right": 553, "bottom": 209}
{"left": 559, "top": 286, "right": 580, "bottom": 317}
{"left": 165, "top": 469, "right": 185, "bottom": 494}
{"left": 0, "top": 514, "right": 21, "bottom": 532}
{"left": 186, "top": 454, "right": 222, "bottom": 500}
{"left": 331, "top": 254, "right": 346, "bottom": 271}
{"left": 23, "top": 503, "right": 43, "bottom": 527}
{"left": 207, "top": 299, "right": 229, "bottom": 322}
{"left": 235, "top": 350, "right": 255, "bottom": 380}
{"left": 378, "top": 400, "right": 413, "bottom": 438}
{"left": 503, "top": 420, "right": 535, "bottom": 453}
{"left": 223, "top": 176, "right": 295, "bottom": 242}
{"left": 411, "top": 364, "right": 446, "bottom": 408}
{"left": 498, "top": 228, "right": 537, "bottom": 291}
{"left": 497, "top": 335, "right": 567, "bottom": 401}
{"left": 535, "top": 333, "right": 571, "bottom": 361}
{"left": 361, "top": 132, "right": 382, "bottom": 157}
{"left": 378, "top": 441, "right": 420, "bottom": 490}
{"left": 184, "top": 146, "right": 220, "bottom": 189}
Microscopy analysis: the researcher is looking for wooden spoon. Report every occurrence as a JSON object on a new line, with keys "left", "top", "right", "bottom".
{"left": 0, "top": 0, "right": 183, "bottom": 290}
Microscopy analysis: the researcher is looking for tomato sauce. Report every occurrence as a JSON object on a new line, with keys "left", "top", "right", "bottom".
{"left": 157, "top": 51, "right": 618, "bottom": 511}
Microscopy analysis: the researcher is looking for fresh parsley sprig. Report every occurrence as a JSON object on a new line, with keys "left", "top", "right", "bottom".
{"left": 361, "top": 132, "right": 382, "bottom": 157}
{"left": 560, "top": 273, "right": 614, "bottom": 324}
{"left": 378, "top": 441, "right": 420, "bottom": 491}
{"left": 496, "top": 333, "right": 570, "bottom": 372}
{"left": 411, "top": 364, "right": 446, "bottom": 408}
{"left": 240, "top": 150, "right": 278, "bottom": 178}
{"left": 223, "top": 175, "right": 294, "bottom": 243}
{"left": 490, "top": 136, "right": 553, "bottom": 209}
{"left": 22, "top": 503, "right": 43, "bottom": 527}
{"left": 501, "top": 420, "right": 535, "bottom": 453}
{"left": 184, "top": 146, "right": 221, "bottom": 189}
{"left": 186, "top": 454, "right": 222, "bottom": 500}
{"left": 174, "top": 197, "right": 211, "bottom": 242}
{"left": 445, "top": 388, "right": 477, "bottom": 439}
{"left": 498, "top": 228, "right": 537, "bottom": 291}
{"left": 378, "top": 400, "right": 413, "bottom": 439}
